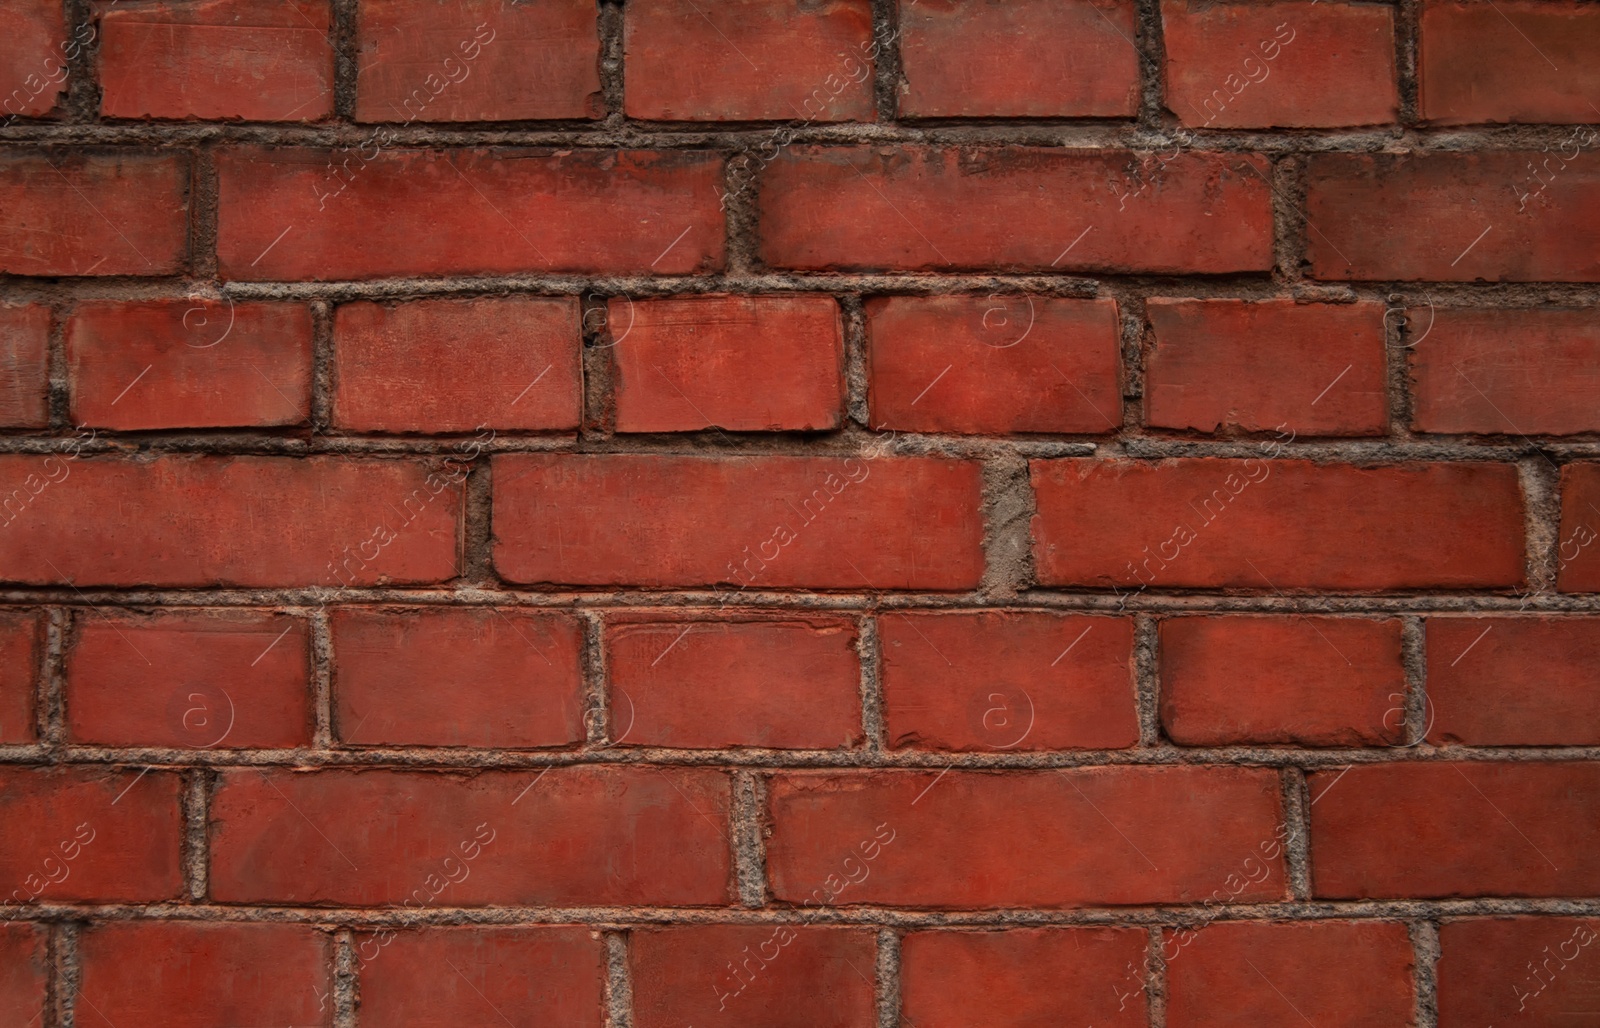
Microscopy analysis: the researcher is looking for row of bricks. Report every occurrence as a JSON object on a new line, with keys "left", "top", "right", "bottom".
{"left": 3, "top": 609, "right": 1600, "bottom": 750}
{"left": 0, "top": 453, "right": 1590, "bottom": 589}
{"left": 4, "top": 762, "right": 1600, "bottom": 902}
{"left": 6, "top": 296, "right": 1599, "bottom": 437}
{"left": 6, "top": 0, "right": 1600, "bottom": 127}
{"left": 5, "top": 147, "right": 1600, "bottom": 280}
{"left": 2, "top": 917, "right": 1592, "bottom": 1026}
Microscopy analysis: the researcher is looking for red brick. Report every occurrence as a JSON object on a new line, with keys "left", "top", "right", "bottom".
{"left": 216, "top": 147, "right": 723, "bottom": 280}
{"left": 332, "top": 608, "right": 585, "bottom": 748}
{"left": 1309, "top": 762, "right": 1600, "bottom": 898}
{"left": 1162, "top": 0, "right": 1398, "bottom": 128}
{"left": 356, "top": 927, "right": 603, "bottom": 1028}
{"left": 901, "top": 928, "right": 1148, "bottom": 1027}
{"left": 606, "top": 615, "right": 861, "bottom": 749}
{"left": 0, "top": 768, "right": 183, "bottom": 904}
{"left": 0, "top": 305, "right": 49, "bottom": 428}
{"left": 881, "top": 612, "right": 1138, "bottom": 751}
{"left": 67, "top": 299, "right": 312, "bottom": 430}
{"left": 0, "top": 152, "right": 189, "bottom": 276}
{"left": 492, "top": 454, "right": 984, "bottom": 589}
{"left": 866, "top": 295, "right": 1123, "bottom": 435}
{"left": 1437, "top": 917, "right": 1600, "bottom": 1025}
{"left": 1427, "top": 618, "right": 1600, "bottom": 745}
{"left": 759, "top": 147, "right": 1273, "bottom": 273}
{"left": 767, "top": 768, "right": 1284, "bottom": 907}
{"left": 1559, "top": 463, "right": 1600, "bottom": 592}
{"left": 1166, "top": 921, "right": 1414, "bottom": 1026}
{"left": 209, "top": 768, "right": 732, "bottom": 905}
{"left": 898, "top": 0, "right": 1139, "bottom": 118}
{"left": 1145, "top": 299, "right": 1389, "bottom": 436}
{"left": 1030, "top": 458, "right": 1525, "bottom": 591}
{"left": 98, "top": 0, "right": 334, "bottom": 122}
{"left": 78, "top": 922, "right": 330, "bottom": 1028}
{"left": 631, "top": 926, "right": 876, "bottom": 1028}
{"left": 332, "top": 298, "right": 582, "bottom": 433}
{"left": 1411, "top": 308, "right": 1600, "bottom": 435}
{"left": 1421, "top": 1, "right": 1600, "bottom": 124}
{"left": 0, "top": 0, "right": 72, "bottom": 119}
{"left": 1160, "top": 616, "right": 1404, "bottom": 747}
{"left": 0, "top": 924, "right": 45, "bottom": 1025}
{"left": 612, "top": 296, "right": 844, "bottom": 433}
{"left": 624, "top": 0, "right": 874, "bottom": 122}
{"left": 1306, "top": 152, "right": 1600, "bottom": 282}
{"left": 0, "top": 456, "right": 462, "bottom": 587}
{"left": 0, "top": 612, "right": 39, "bottom": 745}
{"left": 357, "top": 0, "right": 601, "bottom": 123}
{"left": 66, "top": 610, "right": 309, "bottom": 749}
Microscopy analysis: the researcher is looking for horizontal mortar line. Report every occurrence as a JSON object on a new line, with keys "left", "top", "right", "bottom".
{"left": 1, "top": 590, "right": 1598, "bottom": 612}
{"left": 2, "top": 436, "right": 1600, "bottom": 461}
{"left": 0, "top": 123, "right": 1592, "bottom": 152}
{"left": 9, "top": 898, "right": 1600, "bottom": 928}
{"left": 10, "top": 744, "right": 1600, "bottom": 769}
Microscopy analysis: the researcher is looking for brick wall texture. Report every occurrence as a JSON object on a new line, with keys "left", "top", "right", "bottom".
{"left": 2, "top": 0, "right": 1600, "bottom": 1025}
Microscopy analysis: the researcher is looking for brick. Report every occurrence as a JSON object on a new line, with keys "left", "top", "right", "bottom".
{"left": 1165, "top": 921, "right": 1414, "bottom": 1026}
{"left": 1421, "top": 1, "right": 1600, "bottom": 124}
{"left": 0, "top": 0, "right": 72, "bottom": 119}
{"left": 1559, "top": 463, "right": 1600, "bottom": 592}
{"left": 332, "top": 608, "right": 585, "bottom": 748}
{"left": 0, "top": 924, "right": 46, "bottom": 1025}
{"left": 606, "top": 615, "right": 861, "bottom": 749}
{"left": 0, "top": 304, "right": 49, "bottom": 429}
{"left": 216, "top": 147, "right": 723, "bottom": 280}
{"left": 612, "top": 295, "right": 845, "bottom": 433}
{"left": 759, "top": 147, "right": 1273, "bottom": 273}
{"left": 1030, "top": 458, "right": 1525, "bottom": 591}
{"left": 1162, "top": 0, "right": 1397, "bottom": 128}
{"left": 767, "top": 768, "right": 1284, "bottom": 907}
{"left": 1437, "top": 917, "right": 1600, "bottom": 1025}
{"left": 0, "top": 456, "right": 462, "bottom": 588}
{"left": 0, "top": 612, "right": 39, "bottom": 745}
{"left": 78, "top": 922, "right": 330, "bottom": 1028}
{"left": 1427, "top": 618, "right": 1600, "bottom": 745}
{"left": 881, "top": 612, "right": 1138, "bottom": 751}
{"left": 1159, "top": 616, "right": 1404, "bottom": 747}
{"left": 1144, "top": 299, "right": 1389, "bottom": 436}
{"left": 0, "top": 768, "right": 183, "bottom": 904}
{"left": 65, "top": 610, "right": 309, "bottom": 749}
{"left": 67, "top": 300, "right": 313, "bottom": 430}
{"left": 0, "top": 152, "right": 189, "bottom": 276}
{"left": 209, "top": 768, "right": 732, "bottom": 905}
{"left": 356, "top": 927, "right": 603, "bottom": 1028}
{"left": 898, "top": 0, "right": 1139, "bottom": 118}
{"left": 98, "top": 0, "right": 334, "bottom": 122}
{"left": 357, "top": 0, "right": 601, "bottom": 122}
{"left": 1309, "top": 762, "right": 1600, "bottom": 898}
{"left": 631, "top": 926, "right": 877, "bottom": 1028}
{"left": 492, "top": 454, "right": 984, "bottom": 589}
{"left": 332, "top": 298, "right": 582, "bottom": 433}
{"left": 624, "top": 0, "right": 874, "bottom": 122}
{"left": 1307, "top": 152, "right": 1600, "bottom": 281}
{"left": 866, "top": 295, "right": 1123, "bottom": 435}
{"left": 901, "top": 928, "right": 1148, "bottom": 1027}
{"left": 1411, "top": 308, "right": 1600, "bottom": 435}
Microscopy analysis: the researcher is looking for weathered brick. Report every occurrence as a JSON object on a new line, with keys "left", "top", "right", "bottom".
{"left": 1437, "top": 917, "right": 1600, "bottom": 1026}
{"left": 1420, "top": 0, "right": 1600, "bottom": 124}
{"left": 0, "top": 612, "right": 39, "bottom": 745}
{"left": 0, "top": 924, "right": 46, "bottom": 1025}
{"left": 0, "top": 0, "right": 73, "bottom": 119}
{"left": 1427, "top": 617, "right": 1600, "bottom": 745}
{"left": 1558, "top": 463, "right": 1600, "bottom": 592}
{"left": 866, "top": 295, "right": 1123, "bottom": 435}
{"left": 0, "top": 152, "right": 189, "bottom": 276}
{"left": 0, "top": 304, "right": 49, "bottom": 429}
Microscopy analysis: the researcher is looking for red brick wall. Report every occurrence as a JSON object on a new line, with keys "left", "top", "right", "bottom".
{"left": 1, "top": 0, "right": 1597, "bottom": 1025}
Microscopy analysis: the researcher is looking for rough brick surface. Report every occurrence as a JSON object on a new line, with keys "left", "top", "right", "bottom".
{"left": 356, "top": 0, "right": 602, "bottom": 123}
{"left": 67, "top": 300, "right": 313, "bottom": 430}
{"left": 97, "top": 0, "right": 334, "bottom": 122}
{"left": 3, "top": 2, "right": 1597, "bottom": 1023}
{"left": 866, "top": 295, "right": 1123, "bottom": 435}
